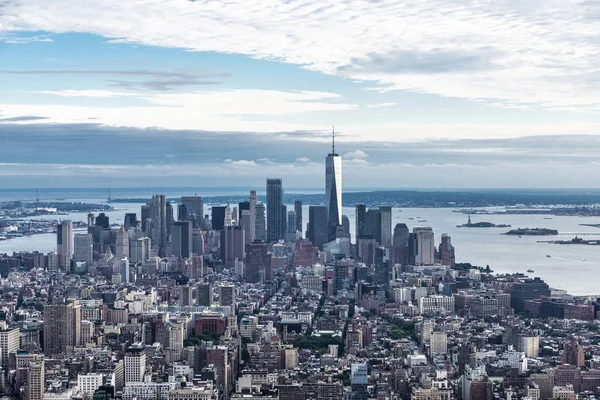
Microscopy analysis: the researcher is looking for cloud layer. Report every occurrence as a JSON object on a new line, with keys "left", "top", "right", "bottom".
{"left": 3, "top": 0, "right": 600, "bottom": 109}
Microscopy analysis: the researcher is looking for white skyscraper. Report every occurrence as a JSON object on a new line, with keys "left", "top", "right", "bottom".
{"left": 224, "top": 204, "right": 233, "bottom": 227}
{"left": 414, "top": 227, "right": 435, "bottom": 265}
{"left": 325, "top": 128, "right": 342, "bottom": 241}
{"left": 116, "top": 225, "right": 129, "bottom": 259}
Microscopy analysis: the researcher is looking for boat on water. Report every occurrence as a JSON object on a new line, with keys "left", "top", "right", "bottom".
{"left": 417, "top": 220, "right": 427, "bottom": 222}
{"left": 527, "top": 269, "right": 534, "bottom": 273}
{"left": 546, "top": 255, "right": 551, "bottom": 258}
{"left": 543, "top": 217, "right": 553, "bottom": 220}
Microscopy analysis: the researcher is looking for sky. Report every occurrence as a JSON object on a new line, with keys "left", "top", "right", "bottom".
{"left": 2, "top": 0, "right": 600, "bottom": 189}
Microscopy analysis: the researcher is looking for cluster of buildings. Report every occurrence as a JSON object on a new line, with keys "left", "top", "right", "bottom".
{"left": 1, "top": 138, "right": 600, "bottom": 400}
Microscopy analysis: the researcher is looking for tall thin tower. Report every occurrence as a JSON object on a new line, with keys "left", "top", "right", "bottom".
{"left": 325, "top": 127, "right": 342, "bottom": 241}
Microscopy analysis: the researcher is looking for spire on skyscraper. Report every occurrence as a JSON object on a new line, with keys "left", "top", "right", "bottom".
{"left": 332, "top": 126, "right": 335, "bottom": 155}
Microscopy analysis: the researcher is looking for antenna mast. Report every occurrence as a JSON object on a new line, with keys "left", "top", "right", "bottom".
{"left": 332, "top": 126, "right": 335, "bottom": 155}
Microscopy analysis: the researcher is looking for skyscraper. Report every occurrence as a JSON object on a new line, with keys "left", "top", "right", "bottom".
{"left": 180, "top": 195, "right": 204, "bottom": 224}
{"left": 219, "top": 283, "right": 236, "bottom": 310}
{"left": 355, "top": 204, "right": 366, "bottom": 254}
{"left": 413, "top": 227, "right": 435, "bottom": 265}
{"left": 255, "top": 203, "right": 266, "bottom": 241}
{"left": 325, "top": 129, "right": 342, "bottom": 241}
{"left": 124, "top": 213, "right": 138, "bottom": 229}
{"left": 172, "top": 220, "right": 192, "bottom": 258}
{"left": 379, "top": 206, "right": 393, "bottom": 246}
{"left": 116, "top": 226, "right": 129, "bottom": 260}
{"left": 294, "top": 200, "right": 303, "bottom": 234}
{"left": 266, "top": 178, "right": 284, "bottom": 242}
{"left": 211, "top": 206, "right": 227, "bottom": 231}
{"left": 0, "top": 326, "right": 20, "bottom": 369}
{"left": 150, "top": 194, "right": 167, "bottom": 256}
{"left": 238, "top": 201, "right": 250, "bottom": 222}
{"left": 224, "top": 204, "right": 233, "bottom": 227}
{"left": 287, "top": 211, "right": 297, "bottom": 234}
{"left": 308, "top": 205, "right": 328, "bottom": 250}
{"left": 120, "top": 258, "right": 129, "bottom": 284}
{"left": 197, "top": 282, "right": 213, "bottom": 306}
{"left": 43, "top": 300, "right": 81, "bottom": 357}
{"left": 241, "top": 209, "right": 251, "bottom": 245}
{"left": 124, "top": 343, "right": 146, "bottom": 383}
{"left": 74, "top": 233, "right": 94, "bottom": 265}
{"left": 249, "top": 190, "right": 257, "bottom": 241}
{"left": 220, "top": 225, "right": 245, "bottom": 269}
{"left": 245, "top": 242, "right": 271, "bottom": 283}
{"left": 57, "top": 220, "right": 73, "bottom": 269}
{"left": 27, "top": 360, "right": 45, "bottom": 400}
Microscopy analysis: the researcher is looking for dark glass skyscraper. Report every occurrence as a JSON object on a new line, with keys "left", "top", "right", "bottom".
{"left": 294, "top": 200, "right": 303, "bottom": 234}
{"left": 266, "top": 178, "right": 284, "bottom": 242}
{"left": 308, "top": 205, "right": 328, "bottom": 250}
{"left": 211, "top": 206, "right": 227, "bottom": 231}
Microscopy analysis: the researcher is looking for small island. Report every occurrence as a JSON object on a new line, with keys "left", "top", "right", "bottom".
{"left": 504, "top": 228, "right": 559, "bottom": 236}
{"left": 457, "top": 215, "right": 511, "bottom": 228}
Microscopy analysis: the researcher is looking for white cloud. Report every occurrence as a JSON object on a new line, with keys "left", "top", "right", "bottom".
{"left": 35, "top": 90, "right": 138, "bottom": 98}
{"left": 229, "top": 160, "right": 257, "bottom": 167}
{"left": 3, "top": 0, "right": 600, "bottom": 109}
{"left": 344, "top": 150, "right": 369, "bottom": 159}
{"left": 296, "top": 157, "right": 311, "bottom": 162}
{"left": 367, "top": 103, "right": 396, "bottom": 108}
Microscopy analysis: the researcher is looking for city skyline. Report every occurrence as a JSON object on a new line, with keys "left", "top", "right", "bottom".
{"left": 3, "top": 2, "right": 600, "bottom": 188}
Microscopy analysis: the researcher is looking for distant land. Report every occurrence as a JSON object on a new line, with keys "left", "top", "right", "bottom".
{"left": 108, "top": 189, "right": 600, "bottom": 208}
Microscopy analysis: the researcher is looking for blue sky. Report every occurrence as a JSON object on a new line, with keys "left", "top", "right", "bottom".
{"left": 2, "top": 0, "right": 600, "bottom": 189}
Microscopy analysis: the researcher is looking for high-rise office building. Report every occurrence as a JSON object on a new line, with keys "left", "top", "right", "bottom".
{"left": 325, "top": 130, "right": 342, "bottom": 241}
{"left": 150, "top": 195, "right": 167, "bottom": 256}
{"left": 0, "top": 326, "right": 20, "bottom": 369}
{"left": 172, "top": 220, "right": 193, "bottom": 258}
{"left": 74, "top": 233, "right": 94, "bottom": 265}
{"left": 255, "top": 203, "right": 266, "bottom": 241}
{"left": 238, "top": 201, "right": 250, "bottom": 222}
{"left": 57, "top": 221, "right": 73, "bottom": 269}
{"left": 439, "top": 233, "right": 455, "bottom": 267}
{"left": 116, "top": 226, "right": 129, "bottom": 260}
{"left": 43, "top": 300, "right": 81, "bottom": 357}
{"left": 124, "top": 213, "right": 138, "bottom": 229}
{"left": 286, "top": 210, "right": 299, "bottom": 242}
{"left": 241, "top": 210, "right": 251, "bottom": 245}
{"left": 511, "top": 278, "right": 551, "bottom": 313}
{"left": 365, "top": 208, "right": 381, "bottom": 243}
{"left": 120, "top": 258, "right": 129, "bottom": 284}
{"left": 211, "top": 206, "right": 227, "bottom": 231}
{"left": 392, "top": 223, "right": 410, "bottom": 267}
{"left": 95, "top": 213, "right": 110, "bottom": 229}
{"left": 180, "top": 196, "right": 204, "bottom": 224}
{"left": 131, "top": 237, "right": 151, "bottom": 263}
{"left": 308, "top": 206, "right": 328, "bottom": 250}
{"left": 197, "top": 282, "right": 213, "bottom": 306}
{"left": 220, "top": 226, "right": 245, "bottom": 269}
{"left": 177, "top": 203, "right": 188, "bottom": 222}
{"left": 249, "top": 190, "right": 257, "bottom": 242}
{"left": 224, "top": 204, "right": 233, "bottom": 227}
{"left": 245, "top": 242, "right": 271, "bottom": 283}
{"left": 124, "top": 343, "right": 147, "bottom": 383}
{"left": 266, "top": 178, "right": 284, "bottom": 242}
{"left": 219, "top": 283, "right": 236, "bottom": 310}
{"left": 294, "top": 200, "right": 303, "bottom": 234}
{"left": 27, "top": 360, "right": 45, "bottom": 400}
{"left": 355, "top": 204, "right": 366, "bottom": 255}
{"left": 379, "top": 206, "right": 392, "bottom": 246}
{"left": 413, "top": 227, "right": 435, "bottom": 265}
{"left": 141, "top": 204, "right": 151, "bottom": 234}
